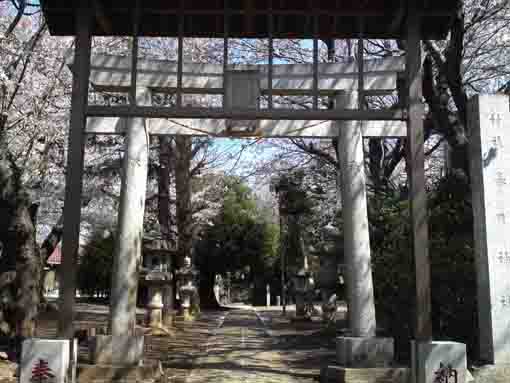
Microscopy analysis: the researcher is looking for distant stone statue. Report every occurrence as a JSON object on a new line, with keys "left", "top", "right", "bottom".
{"left": 322, "top": 293, "right": 338, "bottom": 324}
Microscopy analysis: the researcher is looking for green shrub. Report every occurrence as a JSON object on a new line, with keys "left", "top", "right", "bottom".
{"left": 77, "top": 232, "right": 115, "bottom": 299}
{"left": 368, "top": 174, "right": 476, "bottom": 362}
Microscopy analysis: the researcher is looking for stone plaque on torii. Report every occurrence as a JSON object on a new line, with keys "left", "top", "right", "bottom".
{"left": 40, "top": 0, "right": 460, "bottom": 380}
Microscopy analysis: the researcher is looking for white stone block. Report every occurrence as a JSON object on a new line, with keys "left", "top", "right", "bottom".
{"left": 336, "top": 336, "right": 394, "bottom": 367}
{"left": 411, "top": 341, "right": 467, "bottom": 383}
{"left": 20, "top": 339, "right": 74, "bottom": 383}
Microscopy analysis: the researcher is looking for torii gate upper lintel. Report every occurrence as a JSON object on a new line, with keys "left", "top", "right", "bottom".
{"left": 40, "top": 0, "right": 458, "bottom": 345}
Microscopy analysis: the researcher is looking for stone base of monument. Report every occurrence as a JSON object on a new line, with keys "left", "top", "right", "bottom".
{"left": 411, "top": 341, "right": 467, "bottom": 383}
{"left": 320, "top": 366, "right": 410, "bottom": 383}
{"left": 336, "top": 337, "right": 394, "bottom": 367}
{"left": 471, "top": 364, "right": 510, "bottom": 383}
{"left": 89, "top": 335, "right": 144, "bottom": 365}
{"left": 76, "top": 362, "right": 162, "bottom": 383}
{"left": 20, "top": 339, "right": 77, "bottom": 383}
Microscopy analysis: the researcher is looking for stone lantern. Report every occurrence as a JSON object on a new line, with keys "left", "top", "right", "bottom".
{"left": 319, "top": 223, "right": 342, "bottom": 322}
{"left": 176, "top": 255, "right": 199, "bottom": 321}
{"left": 139, "top": 241, "right": 175, "bottom": 335}
{"left": 293, "top": 267, "right": 308, "bottom": 319}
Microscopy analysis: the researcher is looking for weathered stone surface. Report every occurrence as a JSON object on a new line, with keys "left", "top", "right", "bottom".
{"left": 89, "top": 335, "right": 144, "bottom": 365}
{"left": 336, "top": 337, "right": 394, "bottom": 367}
{"left": 468, "top": 94, "right": 510, "bottom": 364}
{"left": 20, "top": 339, "right": 71, "bottom": 383}
{"left": 320, "top": 366, "right": 409, "bottom": 383}
{"left": 77, "top": 362, "right": 162, "bottom": 383}
{"left": 471, "top": 364, "right": 510, "bottom": 383}
{"left": 336, "top": 92, "right": 376, "bottom": 337}
{"left": 0, "top": 360, "right": 16, "bottom": 377}
{"left": 411, "top": 341, "right": 467, "bottom": 383}
{"left": 109, "top": 88, "right": 150, "bottom": 336}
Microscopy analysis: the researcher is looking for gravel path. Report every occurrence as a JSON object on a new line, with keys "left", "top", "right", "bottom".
{"left": 186, "top": 309, "right": 320, "bottom": 383}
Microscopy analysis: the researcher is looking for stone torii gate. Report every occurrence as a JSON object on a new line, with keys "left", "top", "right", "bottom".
{"left": 72, "top": 53, "right": 407, "bottom": 340}
{"left": 41, "top": 0, "right": 458, "bottom": 379}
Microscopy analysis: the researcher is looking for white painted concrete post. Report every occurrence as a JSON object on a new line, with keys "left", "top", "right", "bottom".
{"left": 336, "top": 91, "right": 376, "bottom": 337}
{"left": 266, "top": 284, "right": 271, "bottom": 307}
{"left": 110, "top": 88, "right": 150, "bottom": 336}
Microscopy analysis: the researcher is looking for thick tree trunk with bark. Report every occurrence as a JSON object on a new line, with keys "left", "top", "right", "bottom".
{"left": 0, "top": 115, "right": 41, "bottom": 340}
{"left": 174, "top": 136, "right": 193, "bottom": 268}
{"left": 199, "top": 267, "right": 220, "bottom": 309}
{"left": 158, "top": 136, "right": 175, "bottom": 313}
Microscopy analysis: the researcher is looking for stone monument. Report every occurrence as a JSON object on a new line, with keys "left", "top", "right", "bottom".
{"left": 20, "top": 339, "right": 76, "bottom": 383}
{"left": 469, "top": 94, "right": 510, "bottom": 367}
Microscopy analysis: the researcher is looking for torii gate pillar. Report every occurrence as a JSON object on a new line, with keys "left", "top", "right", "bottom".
{"left": 109, "top": 88, "right": 150, "bottom": 336}
{"left": 336, "top": 91, "right": 376, "bottom": 338}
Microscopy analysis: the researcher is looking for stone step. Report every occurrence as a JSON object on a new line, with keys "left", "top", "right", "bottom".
{"left": 320, "top": 366, "right": 410, "bottom": 383}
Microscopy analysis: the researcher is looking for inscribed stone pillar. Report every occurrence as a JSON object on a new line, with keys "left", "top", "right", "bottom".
{"left": 110, "top": 88, "right": 150, "bottom": 336}
{"left": 469, "top": 94, "right": 510, "bottom": 364}
{"left": 336, "top": 91, "right": 376, "bottom": 337}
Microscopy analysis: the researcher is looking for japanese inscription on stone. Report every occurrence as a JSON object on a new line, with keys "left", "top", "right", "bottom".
{"left": 469, "top": 94, "right": 510, "bottom": 363}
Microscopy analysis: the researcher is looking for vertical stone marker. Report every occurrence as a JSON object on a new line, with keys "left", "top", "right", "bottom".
{"left": 20, "top": 339, "right": 75, "bottom": 383}
{"left": 469, "top": 94, "right": 510, "bottom": 364}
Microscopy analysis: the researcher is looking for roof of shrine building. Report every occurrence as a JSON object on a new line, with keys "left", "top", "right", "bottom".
{"left": 41, "top": 0, "right": 458, "bottom": 39}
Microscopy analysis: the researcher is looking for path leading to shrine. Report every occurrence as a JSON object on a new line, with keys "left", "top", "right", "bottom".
{"left": 185, "top": 309, "right": 321, "bottom": 383}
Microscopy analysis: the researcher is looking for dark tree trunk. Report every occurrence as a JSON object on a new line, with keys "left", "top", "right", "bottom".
{"left": 0, "top": 115, "right": 41, "bottom": 341}
{"left": 158, "top": 135, "right": 175, "bottom": 311}
{"left": 174, "top": 136, "right": 193, "bottom": 268}
{"left": 199, "top": 267, "right": 220, "bottom": 309}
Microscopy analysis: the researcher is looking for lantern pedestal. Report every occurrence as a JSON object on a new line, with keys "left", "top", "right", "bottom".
{"left": 293, "top": 268, "right": 312, "bottom": 321}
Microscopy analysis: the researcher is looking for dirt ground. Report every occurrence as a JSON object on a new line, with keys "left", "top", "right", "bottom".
{"left": 2, "top": 302, "right": 345, "bottom": 383}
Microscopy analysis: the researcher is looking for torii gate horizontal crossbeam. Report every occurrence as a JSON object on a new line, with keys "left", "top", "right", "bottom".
{"left": 86, "top": 117, "right": 407, "bottom": 138}
{"left": 86, "top": 105, "right": 405, "bottom": 121}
